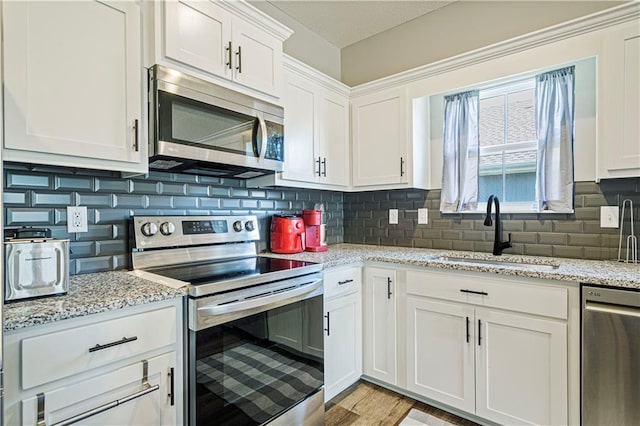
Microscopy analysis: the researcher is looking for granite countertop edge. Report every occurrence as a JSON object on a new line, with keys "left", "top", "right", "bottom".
{"left": 261, "top": 243, "right": 640, "bottom": 289}
{"left": 6, "top": 244, "right": 638, "bottom": 332}
{"left": 4, "top": 271, "right": 187, "bottom": 332}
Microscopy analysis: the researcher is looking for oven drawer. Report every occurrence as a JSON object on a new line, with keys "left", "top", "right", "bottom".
{"left": 21, "top": 306, "right": 177, "bottom": 389}
{"left": 324, "top": 267, "right": 362, "bottom": 299}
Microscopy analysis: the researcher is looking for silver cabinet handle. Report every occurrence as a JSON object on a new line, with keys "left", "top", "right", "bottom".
{"left": 40, "top": 360, "right": 159, "bottom": 426}
{"left": 52, "top": 384, "right": 159, "bottom": 426}
{"left": 316, "top": 157, "right": 322, "bottom": 176}
{"left": 338, "top": 279, "right": 354, "bottom": 285}
{"left": 478, "top": 319, "right": 482, "bottom": 346}
{"left": 225, "top": 41, "right": 232, "bottom": 69}
{"left": 322, "top": 157, "right": 327, "bottom": 177}
{"left": 236, "top": 45, "right": 242, "bottom": 73}
{"left": 387, "top": 277, "right": 393, "bottom": 299}
{"left": 400, "top": 157, "right": 405, "bottom": 177}
{"left": 89, "top": 336, "right": 138, "bottom": 353}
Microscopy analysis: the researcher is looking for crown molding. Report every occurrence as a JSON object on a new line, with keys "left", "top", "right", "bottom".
{"left": 283, "top": 55, "right": 351, "bottom": 97}
{"left": 350, "top": 2, "right": 640, "bottom": 97}
{"left": 218, "top": 0, "right": 293, "bottom": 41}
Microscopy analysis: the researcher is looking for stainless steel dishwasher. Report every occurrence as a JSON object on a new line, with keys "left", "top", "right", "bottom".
{"left": 582, "top": 285, "right": 640, "bottom": 426}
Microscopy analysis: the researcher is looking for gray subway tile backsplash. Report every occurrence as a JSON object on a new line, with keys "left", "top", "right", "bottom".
{"left": 4, "top": 163, "right": 639, "bottom": 274}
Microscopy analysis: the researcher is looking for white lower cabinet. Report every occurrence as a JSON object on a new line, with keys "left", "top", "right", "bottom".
{"left": 406, "top": 269, "right": 573, "bottom": 426}
{"left": 363, "top": 267, "right": 397, "bottom": 385}
{"left": 4, "top": 299, "right": 183, "bottom": 425}
{"left": 406, "top": 297, "right": 475, "bottom": 413}
{"left": 324, "top": 267, "right": 362, "bottom": 402}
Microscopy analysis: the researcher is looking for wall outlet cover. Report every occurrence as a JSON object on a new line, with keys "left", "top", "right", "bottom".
{"left": 600, "top": 206, "right": 619, "bottom": 228}
{"left": 67, "top": 206, "right": 88, "bottom": 233}
{"left": 418, "top": 208, "right": 428, "bottom": 224}
{"left": 389, "top": 209, "right": 399, "bottom": 225}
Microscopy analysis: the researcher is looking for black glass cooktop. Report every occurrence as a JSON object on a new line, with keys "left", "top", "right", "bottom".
{"left": 147, "top": 256, "right": 319, "bottom": 289}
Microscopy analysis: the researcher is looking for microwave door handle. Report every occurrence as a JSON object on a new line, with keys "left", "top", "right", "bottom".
{"left": 256, "top": 114, "right": 267, "bottom": 161}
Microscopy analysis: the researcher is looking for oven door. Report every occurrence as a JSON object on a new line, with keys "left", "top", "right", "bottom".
{"left": 188, "top": 275, "right": 324, "bottom": 426}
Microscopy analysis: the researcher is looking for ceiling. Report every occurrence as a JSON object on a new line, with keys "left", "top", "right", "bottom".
{"left": 258, "top": 1, "right": 456, "bottom": 48}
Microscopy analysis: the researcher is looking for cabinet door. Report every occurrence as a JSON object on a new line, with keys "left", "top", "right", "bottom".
{"left": 281, "top": 72, "right": 319, "bottom": 183}
{"left": 406, "top": 296, "right": 475, "bottom": 413}
{"left": 364, "top": 268, "right": 397, "bottom": 385}
{"left": 2, "top": 0, "right": 143, "bottom": 170}
{"left": 232, "top": 18, "right": 282, "bottom": 96}
{"left": 325, "top": 292, "right": 363, "bottom": 402}
{"left": 319, "top": 90, "right": 350, "bottom": 186}
{"left": 20, "top": 353, "right": 176, "bottom": 425}
{"left": 352, "top": 87, "right": 408, "bottom": 187}
{"left": 601, "top": 22, "right": 640, "bottom": 177}
{"left": 163, "top": 0, "right": 232, "bottom": 79}
{"left": 475, "top": 308, "right": 567, "bottom": 426}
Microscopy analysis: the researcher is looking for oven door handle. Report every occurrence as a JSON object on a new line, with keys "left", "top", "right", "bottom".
{"left": 197, "top": 279, "right": 322, "bottom": 316}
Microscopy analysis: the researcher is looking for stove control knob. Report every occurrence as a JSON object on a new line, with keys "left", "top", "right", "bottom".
{"left": 141, "top": 222, "right": 158, "bottom": 237}
{"left": 233, "top": 220, "right": 243, "bottom": 232}
{"left": 244, "top": 220, "right": 255, "bottom": 232}
{"left": 160, "top": 222, "right": 176, "bottom": 236}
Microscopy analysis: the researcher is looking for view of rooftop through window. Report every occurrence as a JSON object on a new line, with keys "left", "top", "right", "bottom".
{"left": 478, "top": 78, "right": 538, "bottom": 208}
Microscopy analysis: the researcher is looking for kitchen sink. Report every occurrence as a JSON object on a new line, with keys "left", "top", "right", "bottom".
{"left": 437, "top": 256, "right": 560, "bottom": 270}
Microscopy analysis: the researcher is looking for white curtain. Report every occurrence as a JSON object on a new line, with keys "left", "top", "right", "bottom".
{"left": 440, "top": 90, "right": 479, "bottom": 213}
{"left": 535, "top": 66, "right": 575, "bottom": 212}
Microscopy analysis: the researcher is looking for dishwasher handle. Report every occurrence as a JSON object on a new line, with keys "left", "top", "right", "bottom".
{"left": 584, "top": 300, "right": 640, "bottom": 318}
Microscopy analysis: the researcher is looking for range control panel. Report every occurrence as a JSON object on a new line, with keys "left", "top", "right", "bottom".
{"left": 133, "top": 215, "right": 260, "bottom": 249}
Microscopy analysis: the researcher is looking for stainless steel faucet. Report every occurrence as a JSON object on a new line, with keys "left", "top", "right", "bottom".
{"left": 484, "top": 195, "right": 512, "bottom": 256}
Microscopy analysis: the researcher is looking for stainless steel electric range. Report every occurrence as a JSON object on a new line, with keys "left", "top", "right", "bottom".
{"left": 130, "top": 215, "right": 324, "bottom": 426}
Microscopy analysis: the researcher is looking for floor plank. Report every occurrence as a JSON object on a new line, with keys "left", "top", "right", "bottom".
{"left": 325, "top": 381, "right": 481, "bottom": 426}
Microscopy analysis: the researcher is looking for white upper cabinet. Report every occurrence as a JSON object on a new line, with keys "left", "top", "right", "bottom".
{"left": 2, "top": 0, "right": 146, "bottom": 173}
{"left": 252, "top": 56, "right": 350, "bottom": 189}
{"left": 599, "top": 20, "right": 640, "bottom": 179}
{"left": 351, "top": 87, "right": 413, "bottom": 188}
{"left": 158, "top": 0, "right": 291, "bottom": 99}
{"left": 164, "top": 0, "right": 233, "bottom": 78}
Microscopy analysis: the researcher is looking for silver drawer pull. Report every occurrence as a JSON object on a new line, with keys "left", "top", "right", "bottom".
{"left": 51, "top": 384, "right": 159, "bottom": 426}
{"left": 89, "top": 336, "right": 138, "bottom": 353}
{"left": 338, "top": 279, "right": 354, "bottom": 285}
{"left": 40, "top": 360, "right": 159, "bottom": 426}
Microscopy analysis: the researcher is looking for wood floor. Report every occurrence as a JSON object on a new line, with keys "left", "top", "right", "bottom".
{"left": 325, "top": 381, "right": 481, "bottom": 426}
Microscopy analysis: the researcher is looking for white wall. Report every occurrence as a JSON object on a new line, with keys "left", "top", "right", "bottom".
{"left": 342, "top": 1, "right": 624, "bottom": 86}
{"left": 248, "top": 0, "right": 342, "bottom": 81}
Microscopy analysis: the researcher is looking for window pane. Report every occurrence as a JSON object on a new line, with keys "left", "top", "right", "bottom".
{"left": 504, "top": 150, "right": 536, "bottom": 202}
{"left": 507, "top": 89, "right": 536, "bottom": 144}
{"left": 479, "top": 153, "right": 503, "bottom": 202}
{"left": 479, "top": 95, "right": 505, "bottom": 147}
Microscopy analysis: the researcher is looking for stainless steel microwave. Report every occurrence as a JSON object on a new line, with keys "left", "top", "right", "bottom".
{"left": 148, "top": 65, "right": 284, "bottom": 178}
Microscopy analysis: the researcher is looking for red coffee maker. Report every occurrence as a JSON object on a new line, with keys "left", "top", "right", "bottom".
{"left": 303, "top": 210, "right": 327, "bottom": 252}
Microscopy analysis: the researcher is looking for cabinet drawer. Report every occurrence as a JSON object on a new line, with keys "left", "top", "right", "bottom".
{"left": 324, "top": 267, "right": 362, "bottom": 299}
{"left": 406, "top": 270, "right": 567, "bottom": 320}
{"left": 21, "top": 306, "right": 176, "bottom": 389}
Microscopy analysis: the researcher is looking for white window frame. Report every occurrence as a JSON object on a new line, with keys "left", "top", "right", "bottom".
{"left": 476, "top": 78, "right": 538, "bottom": 213}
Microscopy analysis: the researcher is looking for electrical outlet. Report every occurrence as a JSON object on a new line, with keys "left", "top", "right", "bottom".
{"left": 67, "top": 206, "right": 88, "bottom": 233}
{"left": 418, "top": 208, "right": 428, "bottom": 224}
{"left": 600, "top": 206, "right": 619, "bottom": 228}
{"left": 389, "top": 209, "right": 399, "bottom": 225}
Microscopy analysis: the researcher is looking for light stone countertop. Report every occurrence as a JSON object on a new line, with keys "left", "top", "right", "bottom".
{"left": 260, "top": 243, "right": 640, "bottom": 289}
{"left": 4, "top": 271, "right": 186, "bottom": 332}
{"left": 5, "top": 244, "right": 638, "bottom": 332}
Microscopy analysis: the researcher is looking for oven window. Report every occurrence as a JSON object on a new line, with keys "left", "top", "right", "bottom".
{"left": 190, "top": 295, "right": 323, "bottom": 425}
